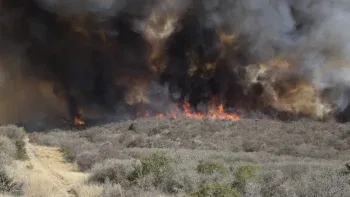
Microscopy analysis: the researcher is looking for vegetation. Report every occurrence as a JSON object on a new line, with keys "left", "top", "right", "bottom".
{"left": 27, "top": 118, "right": 350, "bottom": 196}
{"left": 128, "top": 152, "right": 174, "bottom": 183}
{"left": 88, "top": 159, "right": 132, "bottom": 185}
{"left": 191, "top": 182, "right": 241, "bottom": 197}
{"left": 29, "top": 118, "right": 350, "bottom": 169}
{"left": 232, "top": 164, "right": 259, "bottom": 190}
{"left": 15, "top": 140, "right": 28, "bottom": 160}
{"left": 0, "top": 170, "right": 23, "bottom": 196}
{"left": 197, "top": 160, "right": 228, "bottom": 175}
{"left": 0, "top": 125, "right": 26, "bottom": 196}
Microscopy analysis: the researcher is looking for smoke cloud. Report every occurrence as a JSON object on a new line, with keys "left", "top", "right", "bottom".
{"left": 1, "top": 0, "right": 350, "bottom": 129}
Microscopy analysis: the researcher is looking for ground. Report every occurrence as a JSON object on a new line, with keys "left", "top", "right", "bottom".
{"left": 1, "top": 117, "right": 350, "bottom": 196}
{"left": 23, "top": 137, "right": 87, "bottom": 197}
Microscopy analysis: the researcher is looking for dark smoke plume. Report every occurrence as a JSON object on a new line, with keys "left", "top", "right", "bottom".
{"left": 1, "top": 0, "right": 350, "bottom": 129}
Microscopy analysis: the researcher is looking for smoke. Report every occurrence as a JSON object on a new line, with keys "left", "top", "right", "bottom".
{"left": 203, "top": 0, "right": 350, "bottom": 116}
{"left": 1, "top": 0, "right": 350, "bottom": 128}
{"left": 34, "top": 0, "right": 128, "bottom": 17}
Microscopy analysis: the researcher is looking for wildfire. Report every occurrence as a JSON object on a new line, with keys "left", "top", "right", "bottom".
{"left": 147, "top": 101, "right": 241, "bottom": 121}
{"left": 181, "top": 102, "right": 241, "bottom": 121}
{"left": 74, "top": 116, "right": 85, "bottom": 125}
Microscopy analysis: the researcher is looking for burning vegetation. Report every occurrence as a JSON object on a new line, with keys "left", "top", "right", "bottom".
{"left": 0, "top": 0, "right": 350, "bottom": 129}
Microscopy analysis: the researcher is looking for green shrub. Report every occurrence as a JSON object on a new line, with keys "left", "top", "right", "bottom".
{"left": 191, "top": 182, "right": 242, "bottom": 197}
{"left": 15, "top": 140, "right": 28, "bottom": 161}
{"left": 128, "top": 152, "right": 174, "bottom": 181}
{"left": 0, "top": 170, "right": 23, "bottom": 196}
{"left": 197, "top": 160, "right": 228, "bottom": 175}
{"left": 233, "top": 165, "right": 259, "bottom": 183}
{"left": 127, "top": 152, "right": 175, "bottom": 191}
{"left": 232, "top": 164, "right": 259, "bottom": 191}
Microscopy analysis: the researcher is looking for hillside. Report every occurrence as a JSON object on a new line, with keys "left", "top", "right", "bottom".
{"left": 22, "top": 117, "right": 350, "bottom": 197}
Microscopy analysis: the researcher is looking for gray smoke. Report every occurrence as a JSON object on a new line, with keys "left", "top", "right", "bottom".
{"left": 29, "top": 0, "right": 350, "bottom": 113}
{"left": 196, "top": 0, "right": 350, "bottom": 112}
{"left": 34, "top": 0, "right": 129, "bottom": 17}
{"left": 1, "top": 0, "right": 350, "bottom": 127}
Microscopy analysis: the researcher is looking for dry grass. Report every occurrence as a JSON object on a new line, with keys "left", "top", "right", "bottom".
{"left": 74, "top": 184, "right": 104, "bottom": 197}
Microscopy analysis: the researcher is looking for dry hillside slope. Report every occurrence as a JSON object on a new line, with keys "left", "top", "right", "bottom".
{"left": 26, "top": 118, "right": 350, "bottom": 197}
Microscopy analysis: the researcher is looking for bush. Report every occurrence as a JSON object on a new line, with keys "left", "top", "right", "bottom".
{"left": 257, "top": 169, "right": 297, "bottom": 197}
{"left": 191, "top": 182, "right": 242, "bottom": 197}
{"left": 0, "top": 170, "right": 23, "bottom": 196}
{"left": 0, "top": 137, "right": 16, "bottom": 161}
{"left": 14, "top": 140, "right": 28, "bottom": 161}
{"left": 127, "top": 152, "right": 177, "bottom": 192}
{"left": 128, "top": 152, "right": 174, "bottom": 183}
{"left": 294, "top": 167, "right": 350, "bottom": 197}
{"left": 0, "top": 126, "right": 25, "bottom": 141}
{"left": 60, "top": 147, "right": 75, "bottom": 162}
{"left": 232, "top": 164, "right": 259, "bottom": 186}
{"left": 88, "top": 159, "right": 133, "bottom": 185}
{"left": 197, "top": 160, "right": 228, "bottom": 175}
{"left": 0, "top": 125, "right": 27, "bottom": 163}
{"left": 246, "top": 166, "right": 350, "bottom": 197}
{"left": 101, "top": 184, "right": 124, "bottom": 197}
{"left": 76, "top": 151, "right": 100, "bottom": 171}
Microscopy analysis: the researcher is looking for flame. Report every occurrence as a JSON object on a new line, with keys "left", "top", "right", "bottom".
{"left": 181, "top": 101, "right": 241, "bottom": 121}
{"left": 139, "top": 100, "right": 241, "bottom": 121}
{"left": 74, "top": 107, "right": 85, "bottom": 125}
{"left": 74, "top": 116, "right": 85, "bottom": 125}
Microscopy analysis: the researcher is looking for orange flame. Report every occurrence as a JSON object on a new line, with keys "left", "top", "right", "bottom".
{"left": 181, "top": 101, "right": 241, "bottom": 121}
{"left": 139, "top": 100, "right": 241, "bottom": 121}
{"left": 74, "top": 116, "right": 85, "bottom": 125}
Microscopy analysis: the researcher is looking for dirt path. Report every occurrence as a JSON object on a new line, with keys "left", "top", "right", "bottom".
{"left": 20, "top": 137, "right": 88, "bottom": 197}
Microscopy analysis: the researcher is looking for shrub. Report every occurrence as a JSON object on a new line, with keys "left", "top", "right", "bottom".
{"left": 76, "top": 151, "right": 100, "bottom": 171}
{"left": 294, "top": 167, "right": 350, "bottom": 197}
{"left": 233, "top": 164, "right": 259, "bottom": 184}
{"left": 232, "top": 164, "right": 259, "bottom": 192}
{"left": 247, "top": 166, "right": 350, "bottom": 197}
{"left": 127, "top": 152, "right": 176, "bottom": 192}
{"left": 128, "top": 152, "right": 174, "bottom": 183}
{"left": 0, "top": 126, "right": 25, "bottom": 141}
{"left": 88, "top": 159, "right": 132, "bottom": 186}
{"left": 14, "top": 140, "right": 28, "bottom": 161}
{"left": 101, "top": 184, "right": 124, "bottom": 197}
{"left": 60, "top": 147, "right": 75, "bottom": 162}
{"left": 191, "top": 182, "right": 242, "bottom": 197}
{"left": 0, "top": 137, "right": 16, "bottom": 160}
{"left": 0, "top": 170, "right": 23, "bottom": 196}
{"left": 197, "top": 160, "right": 228, "bottom": 175}
{"left": 257, "top": 169, "right": 296, "bottom": 197}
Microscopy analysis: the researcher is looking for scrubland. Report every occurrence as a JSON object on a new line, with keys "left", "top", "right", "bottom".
{"left": 23, "top": 118, "right": 350, "bottom": 197}
{"left": 0, "top": 118, "right": 349, "bottom": 196}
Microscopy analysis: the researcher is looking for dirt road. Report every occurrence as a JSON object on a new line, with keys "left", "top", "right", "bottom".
{"left": 19, "top": 137, "right": 87, "bottom": 197}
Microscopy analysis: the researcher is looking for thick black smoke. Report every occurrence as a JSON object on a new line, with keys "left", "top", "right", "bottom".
{"left": 1, "top": 0, "right": 350, "bottom": 129}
